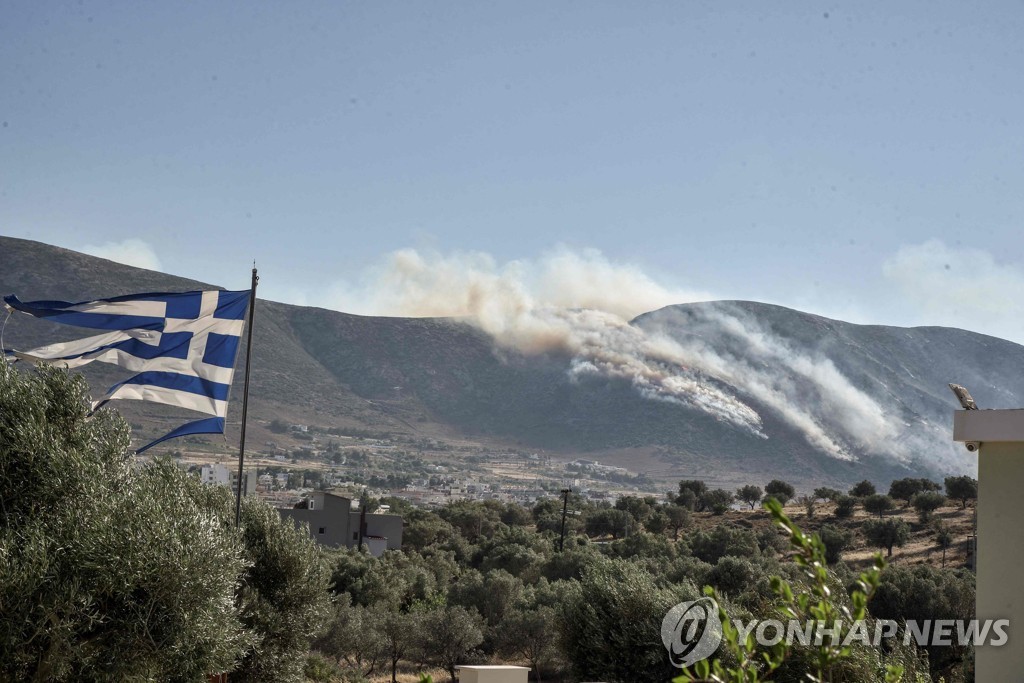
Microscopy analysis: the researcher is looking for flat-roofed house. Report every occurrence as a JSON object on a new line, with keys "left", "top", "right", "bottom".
{"left": 279, "top": 491, "right": 402, "bottom": 557}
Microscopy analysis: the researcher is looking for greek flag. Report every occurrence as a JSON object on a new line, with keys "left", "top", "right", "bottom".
{"left": 3, "top": 289, "right": 251, "bottom": 453}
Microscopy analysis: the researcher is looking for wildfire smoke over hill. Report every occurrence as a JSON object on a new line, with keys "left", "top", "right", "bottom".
{"left": 330, "top": 247, "right": 914, "bottom": 464}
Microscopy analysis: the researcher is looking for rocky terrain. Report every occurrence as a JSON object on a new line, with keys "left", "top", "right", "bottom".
{"left": 4, "top": 235, "right": 1015, "bottom": 490}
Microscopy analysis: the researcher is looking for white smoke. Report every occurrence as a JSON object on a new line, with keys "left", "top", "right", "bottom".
{"left": 325, "top": 246, "right": 923, "bottom": 463}
{"left": 80, "top": 238, "right": 163, "bottom": 272}
{"left": 331, "top": 246, "right": 704, "bottom": 325}
{"left": 641, "top": 306, "right": 905, "bottom": 461}
{"left": 883, "top": 239, "right": 1024, "bottom": 344}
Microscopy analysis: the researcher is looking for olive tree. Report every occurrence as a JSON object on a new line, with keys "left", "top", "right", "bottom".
{"left": 314, "top": 596, "right": 387, "bottom": 677}
{"left": 869, "top": 564, "right": 975, "bottom": 678}
{"left": 676, "top": 480, "right": 708, "bottom": 508}
{"left": 701, "top": 488, "right": 734, "bottom": 515}
{"left": 888, "top": 478, "right": 940, "bottom": 506}
{"left": 0, "top": 366, "right": 250, "bottom": 682}
{"left": 231, "top": 497, "right": 333, "bottom": 683}
{"left": 812, "top": 487, "right": 842, "bottom": 502}
{"left": 849, "top": 480, "right": 876, "bottom": 498}
{"left": 417, "top": 605, "right": 485, "bottom": 683}
{"left": 944, "top": 475, "right": 978, "bottom": 509}
{"left": 499, "top": 605, "right": 560, "bottom": 683}
{"left": 764, "top": 480, "right": 795, "bottom": 505}
{"left": 911, "top": 491, "right": 946, "bottom": 523}
{"left": 1, "top": 366, "right": 334, "bottom": 683}
{"left": 585, "top": 508, "right": 632, "bottom": 539}
{"left": 664, "top": 505, "right": 691, "bottom": 540}
{"left": 560, "top": 558, "right": 695, "bottom": 683}
{"left": 817, "top": 524, "right": 854, "bottom": 565}
{"left": 736, "top": 485, "right": 763, "bottom": 510}
{"left": 833, "top": 495, "right": 857, "bottom": 519}
{"left": 862, "top": 493, "right": 895, "bottom": 519}
{"left": 862, "top": 518, "right": 911, "bottom": 558}
{"left": 380, "top": 610, "right": 419, "bottom": 683}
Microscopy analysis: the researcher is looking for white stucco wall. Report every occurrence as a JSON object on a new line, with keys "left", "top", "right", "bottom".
{"left": 953, "top": 409, "right": 1024, "bottom": 681}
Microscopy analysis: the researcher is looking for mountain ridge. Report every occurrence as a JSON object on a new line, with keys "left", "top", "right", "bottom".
{"left": 3, "top": 235, "right": 1004, "bottom": 489}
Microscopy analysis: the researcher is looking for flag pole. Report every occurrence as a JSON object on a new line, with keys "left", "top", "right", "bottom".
{"left": 234, "top": 265, "right": 259, "bottom": 527}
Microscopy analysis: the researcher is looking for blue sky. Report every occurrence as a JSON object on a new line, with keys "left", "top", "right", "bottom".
{"left": 3, "top": 1, "right": 1024, "bottom": 340}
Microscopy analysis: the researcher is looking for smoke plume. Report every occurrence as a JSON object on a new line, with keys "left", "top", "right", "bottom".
{"left": 328, "top": 246, "right": 936, "bottom": 465}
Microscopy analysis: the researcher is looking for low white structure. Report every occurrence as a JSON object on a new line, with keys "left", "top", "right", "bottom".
{"left": 455, "top": 665, "right": 530, "bottom": 683}
{"left": 200, "top": 463, "right": 255, "bottom": 495}
{"left": 200, "top": 463, "right": 231, "bottom": 486}
{"left": 952, "top": 408, "right": 1024, "bottom": 681}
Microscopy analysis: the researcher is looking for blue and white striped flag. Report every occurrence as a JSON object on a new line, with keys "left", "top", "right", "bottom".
{"left": 3, "top": 289, "right": 251, "bottom": 453}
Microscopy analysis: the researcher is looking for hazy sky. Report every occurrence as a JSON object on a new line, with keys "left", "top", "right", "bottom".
{"left": 3, "top": 2, "right": 1024, "bottom": 341}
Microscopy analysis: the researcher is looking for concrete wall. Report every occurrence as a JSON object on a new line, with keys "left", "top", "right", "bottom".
{"left": 976, "top": 442, "right": 1024, "bottom": 681}
{"left": 279, "top": 493, "right": 403, "bottom": 551}
{"left": 365, "top": 537, "right": 387, "bottom": 557}
{"left": 350, "top": 511, "right": 404, "bottom": 550}
{"left": 952, "top": 409, "right": 1024, "bottom": 681}
{"left": 280, "top": 492, "right": 353, "bottom": 549}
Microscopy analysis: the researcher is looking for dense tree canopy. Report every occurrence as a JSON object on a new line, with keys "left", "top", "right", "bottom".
{"left": 764, "top": 479, "right": 795, "bottom": 505}
{"left": 0, "top": 366, "right": 331, "bottom": 683}
{"left": 560, "top": 559, "right": 695, "bottom": 683}
{"left": 889, "top": 477, "right": 941, "bottom": 505}
{"left": 849, "top": 480, "right": 876, "bottom": 497}
{"left": 813, "top": 487, "right": 843, "bottom": 502}
{"left": 701, "top": 488, "right": 735, "bottom": 514}
{"left": 870, "top": 564, "right": 975, "bottom": 679}
{"left": 0, "top": 367, "right": 248, "bottom": 681}
{"left": 945, "top": 475, "right": 978, "bottom": 509}
{"left": 0, "top": 366, "right": 978, "bottom": 683}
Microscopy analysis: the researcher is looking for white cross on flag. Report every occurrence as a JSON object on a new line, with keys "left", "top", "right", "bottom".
{"left": 3, "top": 289, "right": 251, "bottom": 452}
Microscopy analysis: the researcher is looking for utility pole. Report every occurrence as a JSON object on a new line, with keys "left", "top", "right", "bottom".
{"left": 559, "top": 487, "right": 571, "bottom": 552}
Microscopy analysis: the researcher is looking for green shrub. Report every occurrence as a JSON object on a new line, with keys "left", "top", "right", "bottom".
{"left": 818, "top": 524, "right": 855, "bottom": 565}
{"left": 689, "top": 525, "right": 760, "bottom": 564}
{"left": 674, "top": 498, "right": 907, "bottom": 683}
{"left": 849, "top": 480, "right": 876, "bottom": 497}
{"left": 834, "top": 495, "right": 857, "bottom": 518}
{"left": 911, "top": 491, "right": 946, "bottom": 522}
{"left": 764, "top": 480, "right": 795, "bottom": 505}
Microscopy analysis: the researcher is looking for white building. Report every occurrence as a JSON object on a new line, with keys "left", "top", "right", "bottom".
{"left": 199, "top": 463, "right": 255, "bottom": 495}
{"left": 200, "top": 463, "right": 231, "bottom": 486}
{"left": 953, "top": 407, "right": 1023, "bottom": 680}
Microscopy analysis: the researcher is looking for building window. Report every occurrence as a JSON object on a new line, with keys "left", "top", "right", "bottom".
{"left": 318, "top": 527, "right": 326, "bottom": 534}
{"left": 353, "top": 532, "right": 358, "bottom": 540}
